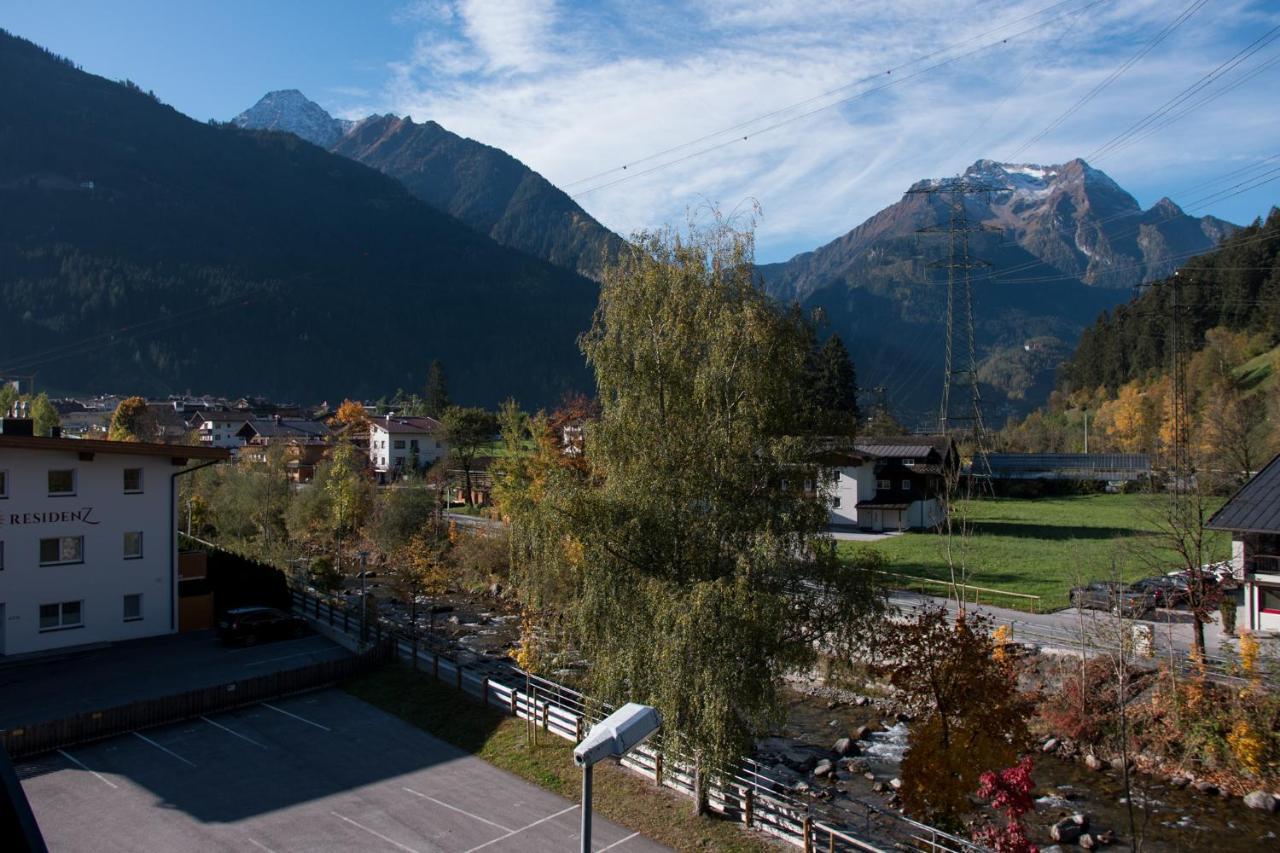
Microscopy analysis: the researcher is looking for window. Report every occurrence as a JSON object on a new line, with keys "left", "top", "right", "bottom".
{"left": 40, "top": 536, "right": 83, "bottom": 565}
{"left": 123, "top": 467, "right": 143, "bottom": 493}
{"left": 903, "top": 459, "right": 916, "bottom": 467}
{"left": 902, "top": 480, "right": 912, "bottom": 491}
{"left": 393, "top": 440, "right": 406, "bottom": 450}
{"left": 123, "top": 593, "right": 143, "bottom": 622}
{"left": 0, "top": 469, "right": 7, "bottom": 498}
{"left": 123, "top": 531, "right": 143, "bottom": 559}
{"left": 0, "top": 540, "right": 4, "bottom": 570}
{"left": 410, "top": 439, "right": 419, "bottom": 450}
{"left": 1261, "top": 586, "right": 1280, "bottom": 615}
{"left": 39, "top": 600, "right": 82, "bottom": 631}
{"left": 832, "top": 496, "right": 842, "bottom": 508}
{"left": 876, "top": 479, "right": 891, "bottom": 490}
{"left": 48, "top": 469, "right": 76, "bottom": 496}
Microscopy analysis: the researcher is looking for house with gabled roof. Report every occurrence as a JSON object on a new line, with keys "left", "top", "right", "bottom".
{"left": 1208, "top": 452, "right": 1280, "bottom": 636}
{"left": 817, "top": 435, "right": 957, "bottom": 532}
{"left": 367, "top": 415, "right": 447, "bottom": 477}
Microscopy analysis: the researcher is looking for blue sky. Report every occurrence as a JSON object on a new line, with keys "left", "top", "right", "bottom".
{"left": 6, "top": 0, "right": 1280, "bottom": 263}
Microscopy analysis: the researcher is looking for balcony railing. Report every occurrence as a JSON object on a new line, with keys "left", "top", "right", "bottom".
{"left": 1247, "top": 553, "right": 1280, "bottom": 576}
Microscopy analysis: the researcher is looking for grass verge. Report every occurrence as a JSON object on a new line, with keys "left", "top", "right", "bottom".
{"left": 837, "top": 493, "right": 1228, "bottom": 610}
{"left": 344, "top": 663, "right": 780, "bottom": 852}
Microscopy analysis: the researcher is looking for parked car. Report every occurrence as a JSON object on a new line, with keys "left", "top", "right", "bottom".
{"left": 1069, "top": 581, "right": 1156, "bottom": 618}
{"left": 1128, "top": 576, "right": 1188, "bottom": 609}
{"left": 217, "top": 606, "right": 308, "bottom": 646}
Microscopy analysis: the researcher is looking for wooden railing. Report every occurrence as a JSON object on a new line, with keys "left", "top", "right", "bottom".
{"left": 878, "top": 571, "right": 1042, "bottom": 613}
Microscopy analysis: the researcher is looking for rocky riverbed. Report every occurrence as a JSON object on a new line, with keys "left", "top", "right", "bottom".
{"left": 762, "top": 683, "right": 1280, "bottom": 851}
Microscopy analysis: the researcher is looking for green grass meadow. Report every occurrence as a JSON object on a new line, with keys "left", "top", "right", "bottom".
{"left": 836, "top": 493, "right": 1230, "bottom": 611}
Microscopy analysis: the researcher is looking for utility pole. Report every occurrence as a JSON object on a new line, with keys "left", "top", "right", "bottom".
{"left": 907, "top": 179, "right": 1006, "bottom": 490}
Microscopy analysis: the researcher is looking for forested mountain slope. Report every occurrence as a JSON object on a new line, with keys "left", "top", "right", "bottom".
{"left": 235, "top": 90, "right": 623, "bottom": 280}
{"left": 998, "top": 209, "right": 1280, "bottom": 478}
{"left": 0, "top": 32, "right": 596, "bottom": 406}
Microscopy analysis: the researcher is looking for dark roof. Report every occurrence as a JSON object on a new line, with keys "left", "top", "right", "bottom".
{"left": 854, "top": 434, "right": 953, "bottom": 460}
{"left": 239, "top": 418, "right": 332, "bottom": 440}
{"left": 0, "top": 435, "right": 230, "bottom": 460}
{"left": 1208, "top": 453, "right": 1280, "bottom": 534}
{"left": 988, "top": 453, "right": 1150, "bottom": 473}
{"left": 371, "top": 416, "right": 442, "bottom": 435}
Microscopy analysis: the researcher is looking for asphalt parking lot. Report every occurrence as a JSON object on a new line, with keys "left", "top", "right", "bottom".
{"left": 0, "top": 630, "right": 351, "bottom": 729}
{"left": 16, "top": 688, "right": 665, "bottom": 853}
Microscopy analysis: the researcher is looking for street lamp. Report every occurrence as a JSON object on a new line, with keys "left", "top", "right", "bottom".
{"left": 572, "top": 703, "right": 661, "bottom": 853}
{"left": 357, "top": 550, "right": 370, "bottom": 645}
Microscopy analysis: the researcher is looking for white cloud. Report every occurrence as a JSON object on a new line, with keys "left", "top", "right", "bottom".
{"left": 364, "top": 0, "right": 1280, "bottom": 261}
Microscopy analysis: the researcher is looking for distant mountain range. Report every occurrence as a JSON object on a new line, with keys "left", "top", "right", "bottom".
{"left": 0, "top": 28, "right": 1241, "bottom": 416}
{"left": 759, "top": 159, "right": 1236, "bottom": 424}
{"left": 0, "top": 31, "right": 595, "bottom": 407}
{"left": 234, "top": 90, "right": 622, "bottom": 280}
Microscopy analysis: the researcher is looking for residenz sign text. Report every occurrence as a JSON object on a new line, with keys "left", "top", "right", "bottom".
{"left": 0, "top": 508, "right": 100, "bottom": 526}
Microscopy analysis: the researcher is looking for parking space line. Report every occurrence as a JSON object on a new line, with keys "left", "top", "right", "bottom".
{"left": 228, "top": 636, "right": 325, "bottom": 655}
{"left": 245, "top": 650, "right": 328, "bottom": 668}
{"left": 248, "top": 839, "right": 278, "bottom": 853}
{"left": 131, "top": 731, "right": 197, "bottom": 767}
{"left": 262, "top": 702, "right": 331, "bottom": 731}
{"left": 462, "top": 804, "right": 578, "bottom": 853}
{"left": 599, "top": 831, "right": 640, "bottom": 851}
{"left": 56, "top": 748, "right": 118, "bottom": 789}
{"left": 329, "top": 810, "right": 421, "bottom": 853}
{"left": 201, "top": 715, "right": 267, "bottom": 748}
{"left": 402, "top": 787, "right": 513, "bottom": 832}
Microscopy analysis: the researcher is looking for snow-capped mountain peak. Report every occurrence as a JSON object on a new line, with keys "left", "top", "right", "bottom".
{"left": 231, "top": 89, "right": 354, "bottom": 148}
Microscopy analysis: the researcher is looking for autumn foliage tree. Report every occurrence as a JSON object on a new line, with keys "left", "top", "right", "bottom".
{"left": 973, "top": 757, "right": 1038, "bottom": 853}
{"left": 108, "top": 395, "right": 156, "bottom": 442}
{"left": 873, "top": 605, "right": 1033, "bottom": 830}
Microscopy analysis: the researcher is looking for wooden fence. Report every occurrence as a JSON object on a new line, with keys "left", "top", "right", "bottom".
{"left": 292, "top": 589, "right": 984, "bottom": 853}
{"left": 1, "top": 643, "right": 388, "bottom": 760}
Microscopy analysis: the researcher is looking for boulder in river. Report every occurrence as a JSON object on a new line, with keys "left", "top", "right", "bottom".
{"left": 1050, "top": 814, "right": 1089, "bottom": 844}
{"left": 1193, "top": 780, "right": 1219, "bottom": 796}
{"left": 1244, "top": 790, "right": 1278, "bottom": 812}
{"left": 1042, "top": 738, "right": 1060, "bottom": 753}
{"left": 1168, "top": 775, "right": 1191, "bottom": 788}
{"left": 1084, "top": 754, "right": 1104, "bottom": 772}
{"left": 813, "top": 759, "right": 833, "bottom": 778}
{"left": 833, "top": 737, "right": 857, "bottom": 756}
{"left": 1109, "top": 757, "right": 1131, "bottom": 772}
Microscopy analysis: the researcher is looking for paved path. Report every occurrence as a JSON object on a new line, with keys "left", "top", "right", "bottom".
{"left": 887, "top": 589, "right": 1237, "bottom": 659}
{"left": 17, "top": 688, "right": 667, "bottom": 853}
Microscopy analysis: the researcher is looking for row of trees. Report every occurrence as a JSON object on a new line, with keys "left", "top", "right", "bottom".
{"left": 0, "top": 384, "right": 59, "bottom": 435}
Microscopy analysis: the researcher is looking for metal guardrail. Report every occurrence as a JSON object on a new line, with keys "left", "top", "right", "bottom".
{"left": 292, "top": 588, "right": 983, "bottom": 853}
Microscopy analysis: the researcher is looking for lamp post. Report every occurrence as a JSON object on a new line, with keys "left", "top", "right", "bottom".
{"left": 357, "top": 550, "right": 370, "bottom": 645}
{"left": 572, "top": 703, "right": 661, "bottom": 853}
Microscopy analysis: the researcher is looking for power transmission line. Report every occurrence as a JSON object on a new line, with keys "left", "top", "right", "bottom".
{"left": 1007, "top": 0, "right": 1210, "bottom": 160}
{"left": 569, "top": 0, "right": 1110, "bottom": 199}
{"left": 1088, "top": 23, "right": 1280, "bottom": 161}
{"left": 560, "top": 0, "right": 1094, "bottom": 192}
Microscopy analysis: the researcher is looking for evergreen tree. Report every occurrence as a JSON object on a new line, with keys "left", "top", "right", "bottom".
{"left": 426, "top": 360, "right": 450, "bottom": 416}
{"left": 811, "top": 333, "right": 860, "bottom": 434}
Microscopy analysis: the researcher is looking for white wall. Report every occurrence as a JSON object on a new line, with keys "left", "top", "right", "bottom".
{"left": 368, "top": 425, "right": 447, "bottom": 474}
{"left": 0, "top": 447, "right": 177, "bottom": 656}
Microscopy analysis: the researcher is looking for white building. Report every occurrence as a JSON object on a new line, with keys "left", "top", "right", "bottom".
{"left": 820, "top": 436, "right": 956, "bottom": 532}
{"left": 0, "top": 425, "right": 228, "bottom": 657}
{"left": 1208, "top": 454, "right": 1280, "bottom": 636}
{"left": 195, "top": 412, "right": 248, "bottom": 449}
{"left": 368, "top": 416, "right": 447, "bottom": 476}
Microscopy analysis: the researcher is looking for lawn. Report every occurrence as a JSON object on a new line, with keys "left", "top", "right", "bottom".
{"left": 836, "top": 493, "right": 1230, "bottom": 611}
{"left": 344, "top": 664, "right": 778, "bottom": 853}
